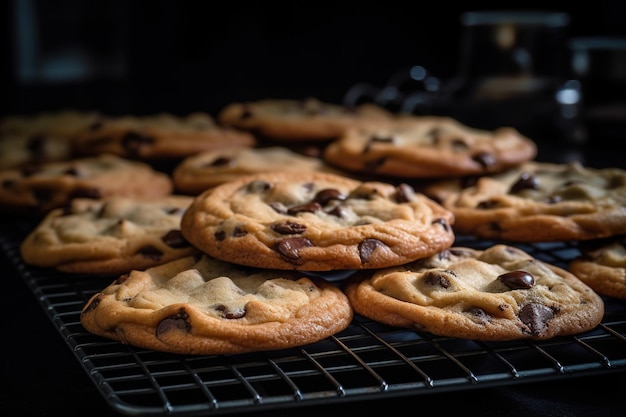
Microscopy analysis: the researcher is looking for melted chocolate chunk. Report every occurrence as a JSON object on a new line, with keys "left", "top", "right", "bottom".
{"left": 122, "top": 131, "right": 155, "bottom": 156}
{"left": 395, "top": 183, "right": 416, "bottom": 203}
{"left": 208, "top": 156, "right": 234, "bottom": 167}
{"left": 314, "top": 188, "right": 346, "bottom": 205}
{"left": 215, "top": 230, "right": 226, "bottom": 241}
{"left": 519, "top": 303, "right": 555, "bottom": 336}
{"left": 358, "top": 238, "right": 386, "bottom": 263}
{"left": 423, "top": 271, "right": 451, "bottom": 288}
{"left": 472, "top": 152, "right": 496, "bottom": 169}
{"left": 232, "top": 226, "right": 248, "bottom": 237}
{"left": 327, "top": 204, "right": 347, "bottom": 218}
{"left": 466, "top": 307, "right": 491, "bottom": 323}
{"left": 275, "top": 237, "right": 313, "bottom": 262}
{"left": 287, "top": 202, "right": 322, "bottom": 215}
{"left": 498, "top": 270, "right": 535, "bottom": 290}
{"left": 510, "top": 172, "right": 539, "bottom": 194}
{"left": 137, "top": 245, "right": 163, "bottom": 260}
{"left": 271, "top": 221, "right": 307, "bottom": 234}
{"left": 81, "top": 293, "right": 103, "bottom": 314}
{"left": 214, "top": 304, "right": 246, "bottom": 319}
{"left": 161, "top": 230, "right": 190, "bottom": 248}
{"left": 156, "top": 308, "right": 191, "bottom": 336}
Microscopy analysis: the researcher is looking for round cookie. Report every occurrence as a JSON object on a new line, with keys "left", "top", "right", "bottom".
{"left": 0, "top": 110, "right": 102, "bottom": 169}
{"left": 0, "top": 153, "right": 174, "bottom": 216}
{"left": 172, "top": 146, "right": 344, "bottom": 194}
{"left": 71, "top": 112, "right": 256, "bottom": 162}
{"left": 322, "top": 115, "right": 537, "bottom": 178}
{"left": 344, "top": 244, "right": 605, "bottom": 341}
{"left": 181, "top": 171, "right": 455, "bottom": 271}
{"left": 20, "top": 195, "right": 198, "bottom": 276}
{"left": 569, "top": 236, "right": 626, "bottom": 299}
{"left": 422, "top": 161, "right": 626, "bottom": 242}
{"left": 217, "top": 97, "right": 393, "bottom": 142}
{"left": 80, "top": 254, "right": 354, "bottom": 355}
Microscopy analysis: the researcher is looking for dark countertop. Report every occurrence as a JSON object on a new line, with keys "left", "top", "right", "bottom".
{"left": 1, "top": 134, "right": 625, "bottom": 417}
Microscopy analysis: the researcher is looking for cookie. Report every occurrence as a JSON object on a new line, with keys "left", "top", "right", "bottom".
{"left": 322, "top": 115, "right": 537, "bottom": 178}
{"left": 0, "top": 154, "right": 174, "bottom": 216}
{"left": 344, "top": 244, "right": 604, "bottom": 340}
{"left": 172, "top": 146, "right": 344, "bottom": 194}
{"left": 569, "top": 236, "right": 626, "bottom": 299}
{"left": 72, "top": 112, "right": 256, "bottom": 161}
{"left": 217, "top": 97, "right": 393, "bottom": 142}
{"left": 181, "top": 171, "right": 455, "bottom": 271}
{"left": 0, "top": 110, "right": 102, "bottom": 169}
{"left": 80, "top": 254, "right": 354, "bottom": 355}
{"left": 20, "top": 195, "right": 198, "bottom": 275}
{"left": 422, "top": 161, "right": 626, "bottom": 242}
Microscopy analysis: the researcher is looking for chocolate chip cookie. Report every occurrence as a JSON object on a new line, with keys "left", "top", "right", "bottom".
{"left": 0, "top": 154, "right": 174, "bottom": 216}
{"left": 344, "top": 244, "right": 604, "bottom": 340}
{"left": 422, "top": 161, "right": 626, "bottom": 241}
{"left": 217, "top": 97, "right": 393, "bottom": 142}
{"left": 323, "top": 115, "right": 537, "bottom": 178}
{"left": 569, "top": 235, "right": 626, "bottom": 299}
{"left": 80, "top": 254, "right": 354, "bottom": 355}
{"left": 181, "top": 171, "right": 455, "bottom": 271}
{"left": 20, "top": 195, "right": 197, "bottom": 275}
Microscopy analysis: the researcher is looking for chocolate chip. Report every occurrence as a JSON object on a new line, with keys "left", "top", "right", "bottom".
{"left": 364, "top": 157, "right": 387, "bottom": 171}
{"left": 208, "top": 156, "right": 234, "bottom": 167}
{"left": 466, "top": 307, "right": 490, "bottom": 323}
{"left": 271, "top": 221, "right": 307, "bottom": 234}
{"left": 63, "top": 167, "right": 81, "bottom": 176}
{"left": 26, "top": 135, "right": 45, "bottom": 156}
{"left": 327, "top": 204, "right": 347, "bottom": 218}
{"left": 363, "top": 134, "right": 394, "bottom": 152}
{"left": 358, "top": 238, "right": 386, "bottom": 263}
{"left": 477, "top": 199, "right": 500, "bottom": 209}
{"left": 432, "top": 218, "right": 452, "bottom": 232}
{"left": 214, "top": 230, "right": 226, "bottom": 241}
{"left": 472, "top": 152, "right": 496, "bottom": 169}
{"left": 161, "top": 230, "right": 190, "bottom": 248}
{"left": 156, "top": 308, "right": 191, "bottom": 336}
{"left": 314, "top": 188, "right": 347, "bottom": 205}
{"left": 137, "top": 245, "right": 163, "bottom": 260}
{"left": 395, "top": 183, "right": 416, "bottom": 203}
{"left": 233, "top": 226, "right": 247, "bottom": 237}
{"left": 81, "top": 293, "right": 103, "bottom": 314}
{"left": 287, "top": 202, "right": 322, "bottom": 215}
{"left": 246, "top": 180, "right": 272, "bottom": 193}
{"left": 519, "top": 303, "right": 555, "bottom": 336}
{"left": 275, "top": 237, "right": 313, "bottom": 262}
{"left": 423, "top": 271, "right": 451, "bottom": 288}
{"left": 121, "top": 131, "right": 155, "bottom": 157}
{"left": 214, "top": 304, "right": 246, "bottom": 319}
{"left": 509, "top": 172, "right": 539, "bottom": 194}
{"left": 269, "top": 202, "right": 288, "bottom": 214}
{"left": 498, "top": 270, "right": 535, "bottom": 289}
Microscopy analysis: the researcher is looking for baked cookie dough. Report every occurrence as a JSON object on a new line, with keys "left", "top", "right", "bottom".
{"left": 323, "top": 115, "right": 537, "bottom": 178}
{"left": 569, "top": 236, "right": 626, "bottom": 299}
{"left": 181, "top": 171, "right": 455, "bottom": 271}
{"left": 80, "top": 254, "right": 354, "bottom": 355}
{"left": 344, "top": 244, "right": 604, "bottom": 340}
{"left": 172, "top": 146, "right": 343, "bottom": 194}
{"left": 422, "top": 161, "right": 626, "bottom": 242}
{"left": 0, "top": 153, "right": 174, "bottom": 216}
{"left": 72, "top": 112, "right": 256, "bottom": 161}
{"left": 20, "top": 195, "right": 197, "bottom": 275}
{"left": 217, "top": 97, "right": 393, "bottom": 142}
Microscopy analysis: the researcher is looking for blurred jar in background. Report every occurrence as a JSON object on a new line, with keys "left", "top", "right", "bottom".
{"left": 569, "top": 37, "right": 626, "bottom": 143}
{"left": 431, "top": 10, "right": 578, "bottom": 143}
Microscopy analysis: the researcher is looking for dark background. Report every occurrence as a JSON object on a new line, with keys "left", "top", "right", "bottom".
{"left": 2, "top": 0, "right": 626, "bottom": 117}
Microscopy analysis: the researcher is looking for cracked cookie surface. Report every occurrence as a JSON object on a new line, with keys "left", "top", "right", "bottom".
{"left": 181, "top": 171, "right": 455, "bottom": 271}
{"left": 80, "top": 254, "right": 353, "bottom": 355}
{"left": 344, "top": 244, "right": 604, "bottom": 340}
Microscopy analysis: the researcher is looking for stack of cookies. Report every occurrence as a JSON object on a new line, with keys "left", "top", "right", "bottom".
{"left": 3, "top": 96, "right": 623, "bottom": 356}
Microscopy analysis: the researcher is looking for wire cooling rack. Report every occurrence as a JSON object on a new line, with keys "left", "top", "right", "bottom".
{"left": 2, "top": 219, "right": 625, "bottom": 417}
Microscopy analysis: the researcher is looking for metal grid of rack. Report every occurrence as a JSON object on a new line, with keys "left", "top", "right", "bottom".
{"left": 2, "top": 219, "right": 625, "bottom": 416}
